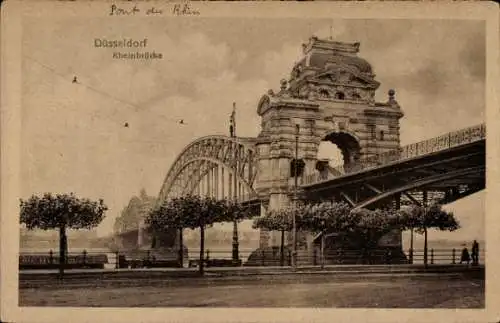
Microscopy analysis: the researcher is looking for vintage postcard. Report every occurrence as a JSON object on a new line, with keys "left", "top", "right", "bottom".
{"left": 1, "top": 1, "right": 499, "bottom": 322}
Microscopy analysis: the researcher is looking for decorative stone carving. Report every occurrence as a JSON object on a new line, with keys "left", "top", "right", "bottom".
{"left": 387, "top": 89, "right": 398, "bottom": 106}
{"left": 270, "top": 140, "right": 280, "bottom": 151}
{"left": 331, "top": 120, "right": 339, "bottom": 133}
{"left": 257, "top": 95, "right": 271, "bottom": 116}
{"left": 280, "top": 79, "right": 288, "bottom": 92}
{"left": 338, "top": 70, "right": 352, "bottom": 83}
{"left": 293, "top": 64, "right": 303, "bottom": 79}
{"left": 318, "top": 88, "right": 330, "bottom": 98}
{"left": 298, "top": 85, "right": 309, "bottom": 99}
{"left": 308, "top": 84, "right": 318, "bottom": 100}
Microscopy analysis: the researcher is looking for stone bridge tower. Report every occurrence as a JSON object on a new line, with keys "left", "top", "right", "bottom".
{"left": 254, "top": 36, "right": 404, "bottom": 254}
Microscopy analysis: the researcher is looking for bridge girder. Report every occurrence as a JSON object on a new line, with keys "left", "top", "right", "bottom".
{"left": 354, "top": 165, "right": 485, "bottom": 209}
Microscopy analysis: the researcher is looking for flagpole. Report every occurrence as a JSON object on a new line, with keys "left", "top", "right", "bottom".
{"left": 231, "top": 102, "right": 240, "bottom": 266}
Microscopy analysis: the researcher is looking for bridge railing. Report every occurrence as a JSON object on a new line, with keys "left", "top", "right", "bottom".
{"left": 304, "top": 123, "right": 485, "bottom": 185}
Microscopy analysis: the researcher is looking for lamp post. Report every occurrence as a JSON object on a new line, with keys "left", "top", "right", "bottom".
{"left": 232, "top": 159, "right": 239, "bottom": 264}
{"left": 372, "top": 135, "right": 379, "bottom": 166}
{"left": 423, "top": 190, "right": 428, "bottom": 268}
{"left": 230, "top": 102, "right": 239, "bottom": 265}
{"left": 320, "top": 220, "right": 325, "bottom": 269}
{"left": 409, "top": 227, "right": 414, "bottom": 264}
{"left": 292, "top": 124, "right": 300, "bottom": 270}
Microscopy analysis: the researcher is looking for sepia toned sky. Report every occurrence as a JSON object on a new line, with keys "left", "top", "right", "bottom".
{"left": 21, "top": 17, "right": 485, "bottom": 243}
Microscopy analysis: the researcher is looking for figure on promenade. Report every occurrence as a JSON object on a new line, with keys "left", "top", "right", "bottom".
{"left": 471, "top": 240, "right": 479, "bottom": 266}
{"left": 460, "top": 246, "right": 470, "bottom": 265}
{"left": 385, "top": 248, "right": 392, "bottom": 264}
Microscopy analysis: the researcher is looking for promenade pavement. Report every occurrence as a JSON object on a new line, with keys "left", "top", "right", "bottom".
{"left": 19, "top": 264, "right": 484, "bottom": 289}
{"left": 19, "top": 269, "right": 485, "bottom": 307}
{"left": 20, "top": 263, "right": 483, "bottom": 275}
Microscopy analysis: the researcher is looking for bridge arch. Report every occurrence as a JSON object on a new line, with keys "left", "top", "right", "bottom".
{"left": 157, "top": 135, "right": 259, "bottom": 203}
{"left": 174, "top": 157, "right": 257, "bottom": 196}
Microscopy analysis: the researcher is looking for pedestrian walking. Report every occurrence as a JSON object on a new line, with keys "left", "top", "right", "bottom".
{"left": 471, "top": 240, "right": 479, "bottom": 266}
{"left": 460, "top": 246, "right": 470, "bottom": 265}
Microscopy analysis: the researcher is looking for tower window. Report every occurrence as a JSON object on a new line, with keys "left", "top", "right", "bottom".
{"left": 319, "top": 89, "right": 329, "bottom": 98}
{"left": 367, "top": 124, "right": 376, "bottom": 139}
{"left": 379, "top": 130, "right": 385, "bottom": 141}
{"left": 352, "top": 93, "right": 361, "bottom": 100}
{"left": 335, "top": 92, "right": 345, "bottom": 100}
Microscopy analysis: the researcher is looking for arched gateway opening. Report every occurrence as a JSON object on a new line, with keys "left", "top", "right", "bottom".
{"left": 317, "top": 131, "right": 361, "bottom": 176}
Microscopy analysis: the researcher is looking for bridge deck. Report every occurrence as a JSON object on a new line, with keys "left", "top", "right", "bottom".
{"left": 301, "top": 139, "right": 485, "bottom": 208}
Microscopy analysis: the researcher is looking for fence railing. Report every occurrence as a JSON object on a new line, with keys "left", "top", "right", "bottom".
{"left": 408, "top": 248, "right": 485, "bottom": 265}
{"left": 19, "top": 250, "right": 112, "bottom": 269}
{"left": 19, "top": 247, "right": 485, "bottom": 270}
{"left": 303, "top": 123, "right": 486, "bottom": 185}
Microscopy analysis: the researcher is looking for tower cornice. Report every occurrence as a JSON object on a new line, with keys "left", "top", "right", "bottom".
{"left": 257, "top": 94, "right": 319, "bottom": 116}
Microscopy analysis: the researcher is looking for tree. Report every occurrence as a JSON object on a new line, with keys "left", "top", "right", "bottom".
{"left": 252, "top": 208, "right": 293, "bottom": 266}
{"left": 399, "top": 203, "right": 459, "bottom": 266}
{"left": 300, "top": 201, "right": 352, "bottom": 233}
{"left": 146, "top": 195, "right": 250, "bottom": 275}
{"left": 299, "top": 201, "right": 352, "bottom": 266}
{"left": 252, "top": 201, "right": 359, "bottom": 266}
{"left": 146, "top": 197, "right": 184, "bottom": 266}
{"left": 253, "top": 201, "right": 411, "bottom": 265}
{"left": 253, "top": 200, "right": 458, "bottom": 266}
{"left": 220, "top": 199, "right": 253, "bottom": 224}
{"left": 344, "top": 208, "right": 402, "bottom": 264}
{"left": 252, "top": 202, "right": 317, "bottom": 266}
{"left": 20, "top": 193, "right": 107, "bottom": 278}
{"left": 302, "top": 202, "right": 457, "bottom": 265}
{"left": 298, "top": 201, "right": 404, "bottom": 265}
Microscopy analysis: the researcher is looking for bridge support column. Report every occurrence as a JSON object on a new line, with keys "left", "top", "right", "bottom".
{"left": 258, "top": 202, "right": 270, "bottom": 249}
{"left": 268, "top": 192, "right": 291, "bottom": 247}
{"left": 137, "top": 219, "right": 144, "bottom": 248}
{"left": 305, "top": 232, "right": 315, "bottom": 265}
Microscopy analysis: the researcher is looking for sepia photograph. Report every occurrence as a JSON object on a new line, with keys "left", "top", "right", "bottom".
{"left": 1, "top": 1, "right": 499, "bottom": 323}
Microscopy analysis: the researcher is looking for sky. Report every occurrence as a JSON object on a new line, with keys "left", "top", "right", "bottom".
{"left": 21, "top": 17, "right": 485, "bottom": 244}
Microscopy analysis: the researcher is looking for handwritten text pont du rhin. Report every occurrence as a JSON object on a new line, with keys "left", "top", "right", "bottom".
{"left": 109, "top": 3, "right": 200, "bottom": 16}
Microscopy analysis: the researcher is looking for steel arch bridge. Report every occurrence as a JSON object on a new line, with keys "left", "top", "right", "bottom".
{"left": 113, "top": 123, "right": 485, "bottom": 252}
{"left": 155, "top": 123, "right": 486, "bottom": 212}
{"left": 157, "top": 135, "right": 260, "bottom": 204}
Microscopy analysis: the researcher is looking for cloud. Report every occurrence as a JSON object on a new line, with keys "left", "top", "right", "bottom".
{"left": 261, "top": 43, "right": 304, "bottom": 86}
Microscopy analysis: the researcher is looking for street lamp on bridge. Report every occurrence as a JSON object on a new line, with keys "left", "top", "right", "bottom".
{"left": 292, "top": 123, "right": 300, "bottom": 270}
{"left": 230, "top": 102, "right": 240, "bottom": 265}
